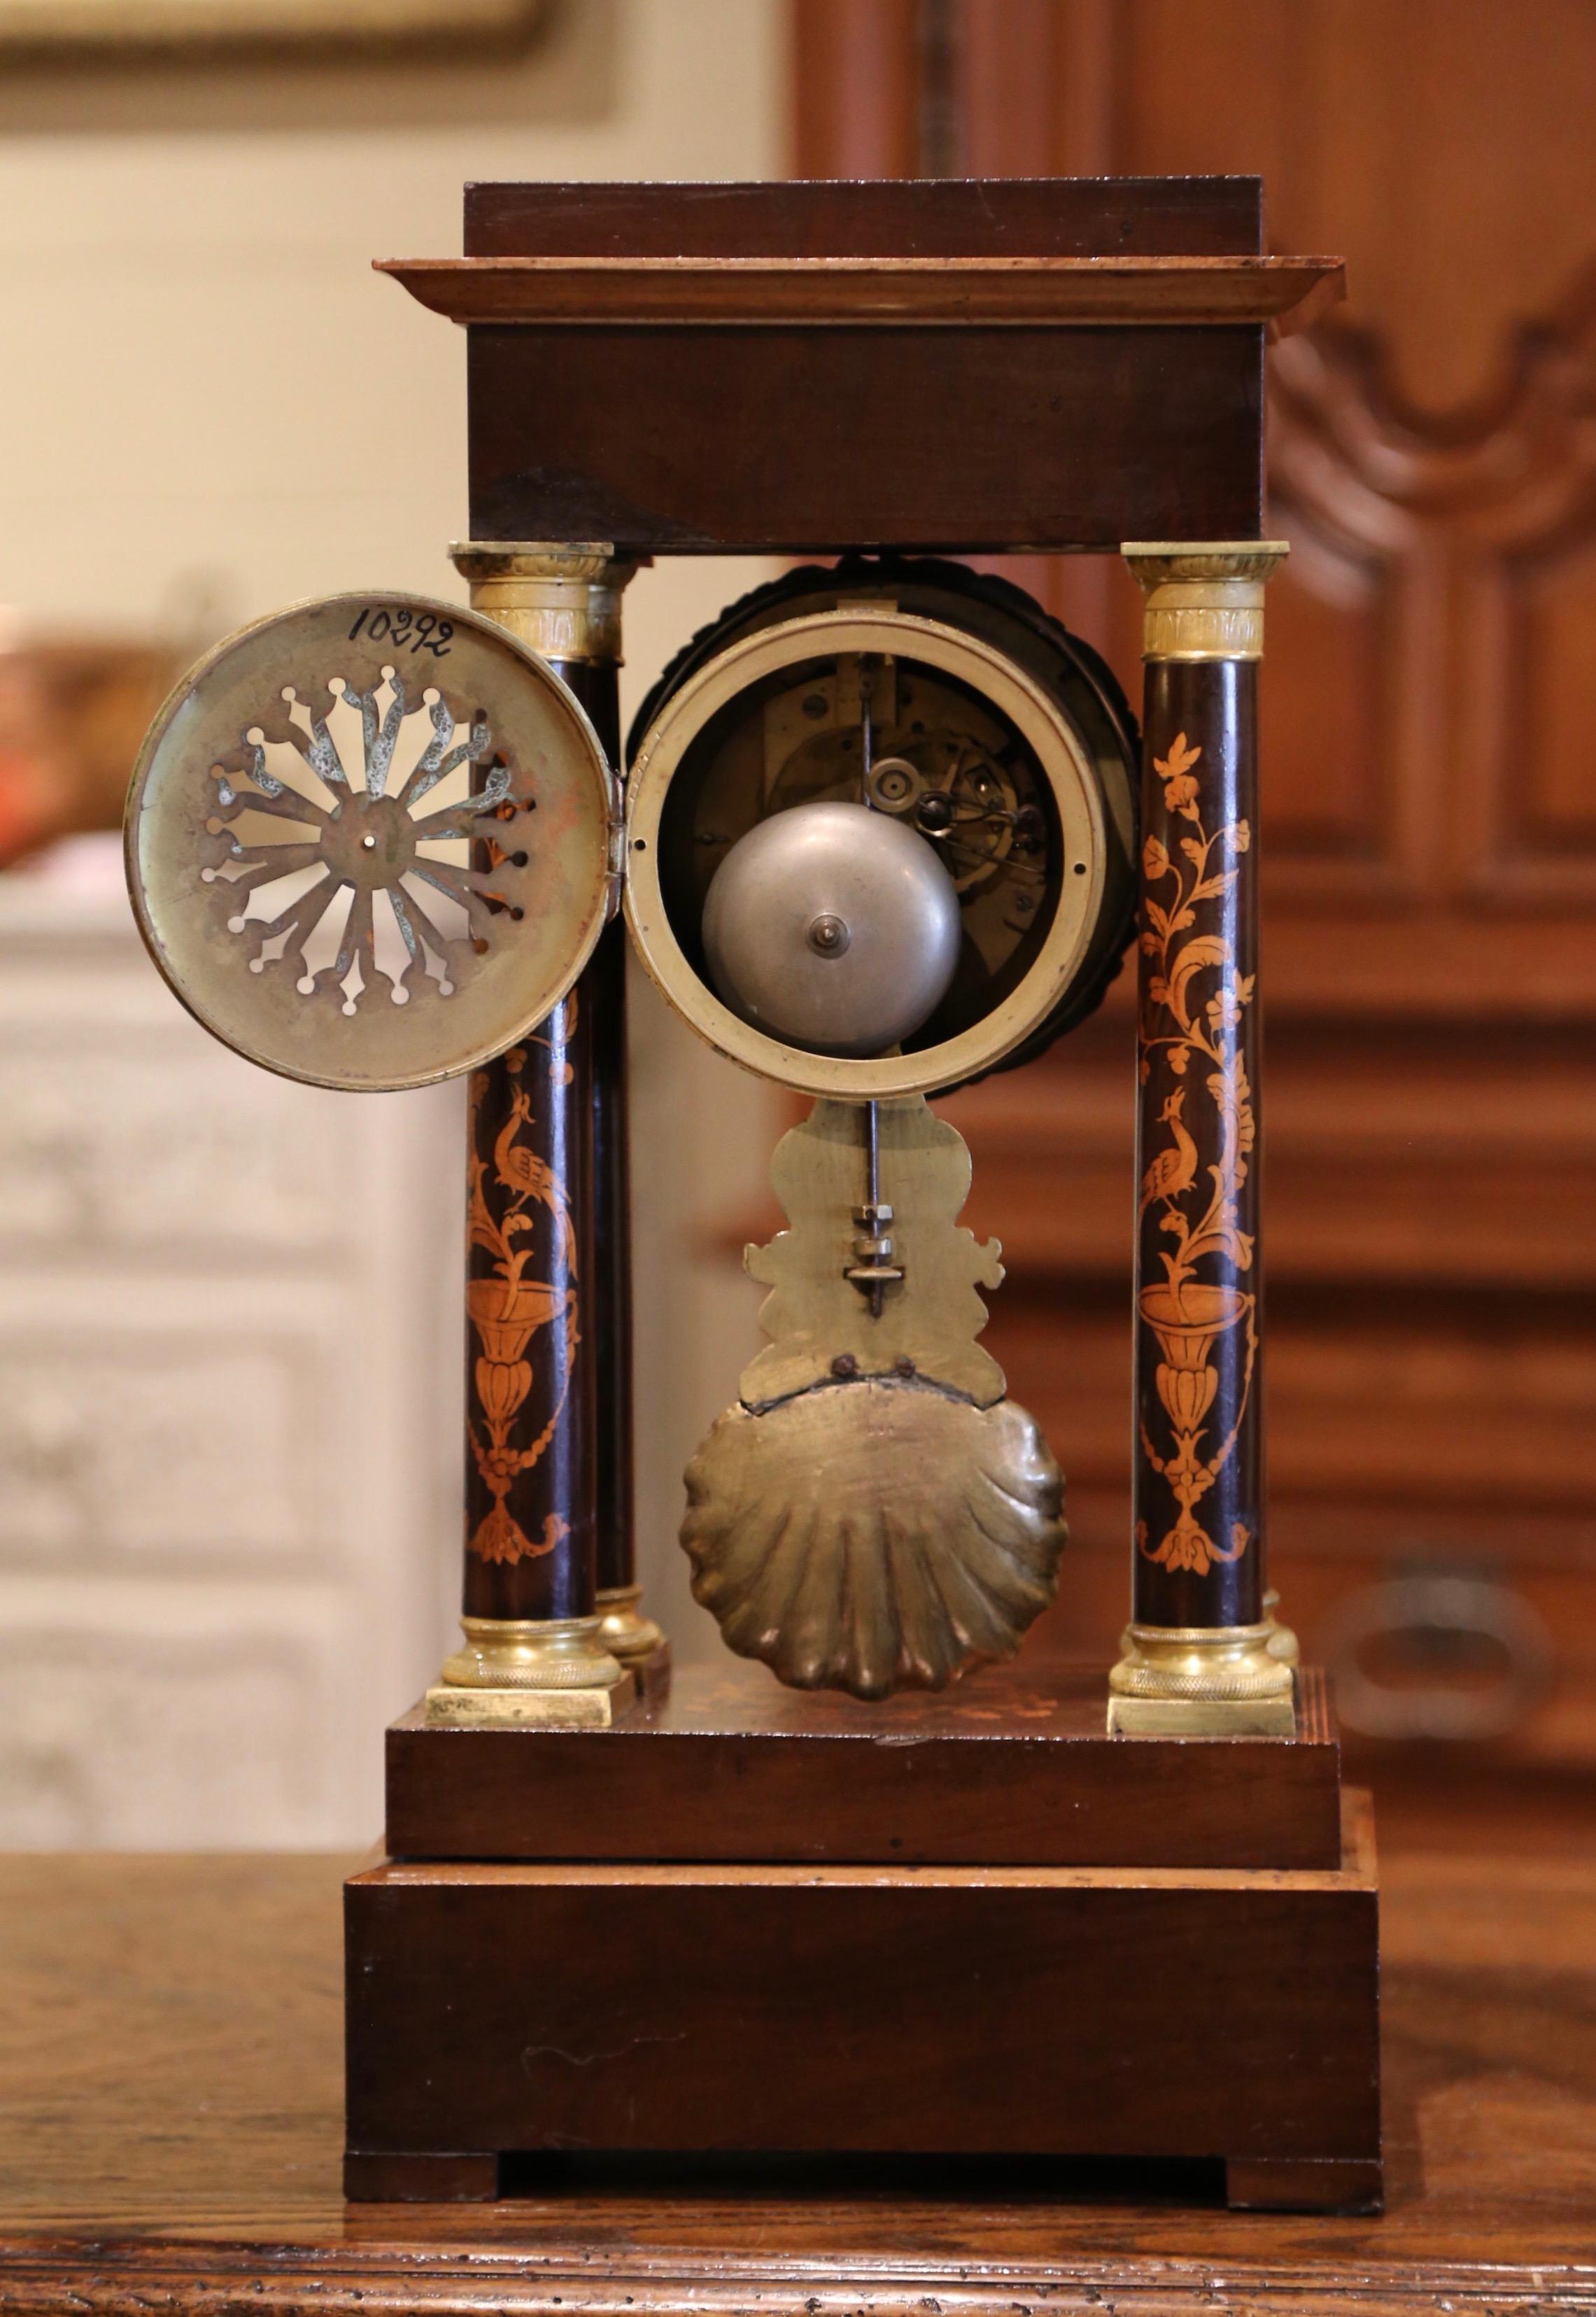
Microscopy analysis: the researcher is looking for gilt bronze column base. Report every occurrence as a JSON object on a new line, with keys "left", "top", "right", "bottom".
{"left": 425, "top": 1617, "right": 633, "bottom": 1728}
{"left": 1264, "top": 1585, "right": 1301, "bottom": 1668}
{"left": 595, "top": 1583, "right": 665, "bottom": 1665}
{"left": 1107, "top": 1620, "right": 1296, "bottom": 1736}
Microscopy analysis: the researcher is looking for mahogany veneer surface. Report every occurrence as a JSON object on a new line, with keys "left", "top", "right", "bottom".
{"left": 458, "top": 176, "right": 1267, "bottom": 258}
{"left": 461, "top": 319, "right": 1266, "bottom": 552}
{"left": 345, "top": 1793, "right": 1379, "bottom": 2197}
{"left": 439, "top": 176, "right": 1293, "bottom": 550}
{"left": 384, "top": 1659, "right": 1343, "bottom": 1870}
{"left": 1, "top": 1843, "right": 1593, "bottom": 2311}
{"left": 381, "top": 255, "right": 1342, "bottom": 330}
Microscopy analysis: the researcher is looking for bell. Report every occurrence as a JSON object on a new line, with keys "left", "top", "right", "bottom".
{"left": 701, "top": 799, "right": 962, "bottom": 1057}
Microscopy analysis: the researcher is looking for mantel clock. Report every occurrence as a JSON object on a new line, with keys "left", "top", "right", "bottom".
{"left": 123, "top": 177, "right": 1381, "bottom": 2215}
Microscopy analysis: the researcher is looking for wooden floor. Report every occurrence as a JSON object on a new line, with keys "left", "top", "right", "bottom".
{"left": 1, "top": 1839, "right": 1595, "bottom": 2312}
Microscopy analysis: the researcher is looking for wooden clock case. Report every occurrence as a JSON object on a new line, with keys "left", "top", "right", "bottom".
{"left": 346, "top": 176, "right": 1380, "bottom": 2218}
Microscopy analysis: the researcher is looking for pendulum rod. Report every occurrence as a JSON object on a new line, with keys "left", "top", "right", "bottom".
{"left": 845, "top": 676, "right": 900, "bottom": 1316}
{"left": 864, "top": 1099, "right": 884, "bottom": 1319}
{"left": 859, "top": 656, "right": 875, "bottom": 808}
{"left": 846, "top": 1097, "right": 903, "bottom": 1316}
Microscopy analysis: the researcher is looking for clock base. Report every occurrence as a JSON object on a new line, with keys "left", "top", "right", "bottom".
{"left": 344, "top": 1784, "right": 1380, "bottom": 2214}
{"left": 385, "top": 1656, "right": 1343, "bottom": 1871}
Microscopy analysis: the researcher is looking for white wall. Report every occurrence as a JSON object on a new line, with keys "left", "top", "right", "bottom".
{"left": 0, "top": 0, "right": 785, "bottom": 626}
{"left": 0, "top": 0, "right": 790, "bottom": 1839}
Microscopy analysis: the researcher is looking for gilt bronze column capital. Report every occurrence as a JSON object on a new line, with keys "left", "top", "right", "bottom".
{"left": 1122, "top": 540, "right": 1290, "bottom": 663}
{"left": 450, "top": 540, "right": 640, "bottom": 663}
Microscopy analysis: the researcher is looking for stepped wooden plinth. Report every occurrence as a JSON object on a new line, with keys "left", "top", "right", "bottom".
{"left": 350, "top": 1660, "right": 1380, "bottom": 2216}
{"left": 386, "top": 1657, "right": 1341, "bottom": 1871}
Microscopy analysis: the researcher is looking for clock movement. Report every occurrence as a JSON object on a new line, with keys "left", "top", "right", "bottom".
{"left": 626, "top": 560, "right": 1138, "bottom": 1696}
{"left": 123, "top": 176, "right": 1380, "bottom": 2216}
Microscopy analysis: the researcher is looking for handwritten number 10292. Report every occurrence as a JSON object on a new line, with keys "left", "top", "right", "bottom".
{"left": 347, "top": 607, "right": 453, "bottom": 658}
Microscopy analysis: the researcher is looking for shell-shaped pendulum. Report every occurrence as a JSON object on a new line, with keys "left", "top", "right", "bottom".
{"left": 678, "top": 1095, "right": 1068, "bottom": 1700}
{"left": 683, "top": 1381, "right": 1064, "bottom": 1698}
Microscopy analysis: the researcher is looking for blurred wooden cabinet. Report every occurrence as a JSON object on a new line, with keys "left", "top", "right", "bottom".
{"left": 796, "top": 0, "right": 1596, "bottom": 1773}
{"left": 0, "top": 857, "right": 461, "bottom": 1844}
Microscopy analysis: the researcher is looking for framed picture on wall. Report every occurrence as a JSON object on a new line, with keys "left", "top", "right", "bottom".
{"left": 0, "top": 0, "right": 546, "bottom": 50}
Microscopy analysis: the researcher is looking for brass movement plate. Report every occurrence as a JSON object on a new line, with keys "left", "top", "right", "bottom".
{"left": 125, "top": 592, "right": 614, "bottom": 1092}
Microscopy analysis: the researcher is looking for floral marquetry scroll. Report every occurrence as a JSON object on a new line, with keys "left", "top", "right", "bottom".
{"left": 1136, "top": 731, "right": 1258, "bottom": 1584}
{"left": 462, "top": 1001, "right": 597, "bottom": 1621}
{"left": 1131, "top": 674, "right": 1264, "bottom": 1635}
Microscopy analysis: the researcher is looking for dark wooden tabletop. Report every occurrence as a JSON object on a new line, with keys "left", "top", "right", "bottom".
{"left": 1, "top": 1841, "right": 1594, "bottom": 2314}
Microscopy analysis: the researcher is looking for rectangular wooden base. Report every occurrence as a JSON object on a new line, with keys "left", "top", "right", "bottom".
{"left": 345, "top": 1789, "right": 1380, "bottom": 2213}
{"left": 386, "top": 1659, "right": 1343, "bottom": 1871}
{"left": 339, "top": 2148, "right": 1386, "bottom": 2215}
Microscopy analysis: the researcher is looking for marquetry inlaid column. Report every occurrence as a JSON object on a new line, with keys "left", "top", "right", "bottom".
{"left": 481, "top": 552, "right": 664, "bottom": 1672}
{"left": 425, "top": 544, "right": 649, "bottom": 1726}
{"left": 1108, "top": 543, "right": 1297, "bottom": 1736}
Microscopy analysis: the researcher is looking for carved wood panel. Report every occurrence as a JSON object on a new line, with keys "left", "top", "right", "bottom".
{"left": 1270, "top": 294, "right": 1596, "bottom": 921}
{"left": 792, "top": 0, "right": 1596, "bottom": 1768}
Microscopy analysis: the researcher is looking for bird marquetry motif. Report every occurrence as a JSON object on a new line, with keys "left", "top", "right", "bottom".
{"left": 465, "top": 1023, "right": 581, "bottom": 1568}
{"left": 1138, "top": 1090, "right": 1199, "bottom": 1225}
